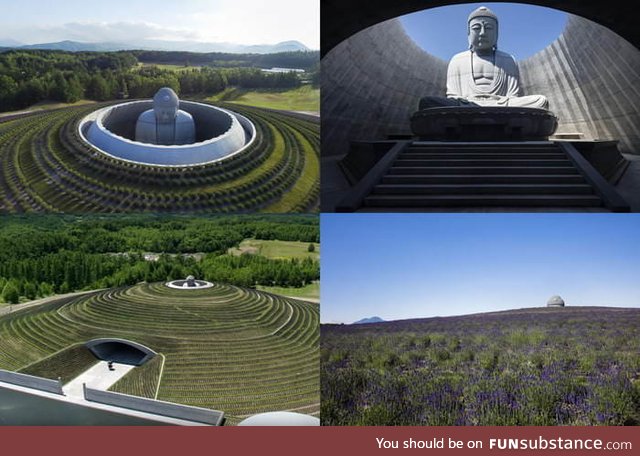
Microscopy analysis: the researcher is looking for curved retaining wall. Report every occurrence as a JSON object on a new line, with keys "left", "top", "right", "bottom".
{"left": 322, "top": 15, "right": 640, "bottom": 156}
{"left": 322, "top": 18, "right": 447, "bottom": 157}
{"left": 81, "top": 101, "right": 256, "bottom": 166}
{"left": 519, "top": 15, "right": 640, "bottom": 153}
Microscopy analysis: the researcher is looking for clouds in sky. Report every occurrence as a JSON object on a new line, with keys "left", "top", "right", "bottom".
{"left": 25, "top": 22, "right": 200, "bottom": 44}
{"left": 1, "top": 0, "right": 319, "bottom": 48}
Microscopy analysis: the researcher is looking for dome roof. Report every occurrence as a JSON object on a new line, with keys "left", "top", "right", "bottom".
{"left": 547, "top": 295, "right": 565, "bottom": 307}
{"left": 238, "top": 412, "right": 320, "bottom": 426}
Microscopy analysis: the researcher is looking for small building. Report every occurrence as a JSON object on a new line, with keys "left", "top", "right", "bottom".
{"left": 547, "top": 295, "right": 565, "bottom": 307}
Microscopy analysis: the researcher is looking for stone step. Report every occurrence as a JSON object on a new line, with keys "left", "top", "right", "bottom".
{"left": 363, "top": 194, "right": 603, "bottom": 208}
{"left": 388, "top": 166, "right": 580, "bottom": 175}
{"left": 372, "top": 183, "right": 595, "bottom": 195}
{"left": 408, "top": 146, "right": 560, "bottom": 154}
{"left": 394, "top": 159, "right": 573, "bottom": 167}
{"left": 381, "top": 174, "right": 587, "bottom": 184}
{"left": 401, "top": 152, "right": 566, "bottom": 159}
{"left": 410, "top": 143, "right": 557, "bottom": 150}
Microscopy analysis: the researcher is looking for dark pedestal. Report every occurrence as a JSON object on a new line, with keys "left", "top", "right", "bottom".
{"left": 410, "top": 106, "right": 558, "bottom": 141}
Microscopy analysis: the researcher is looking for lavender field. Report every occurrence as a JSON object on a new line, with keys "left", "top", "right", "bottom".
{"left": 321, "top": 307, "right": 640, "bottom": 425}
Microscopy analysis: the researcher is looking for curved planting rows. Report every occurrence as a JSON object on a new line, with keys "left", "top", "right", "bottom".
{"left": 0, "top": 102, "right": 319, "bottom": 213}
{"left": 0, "top": 282, "right": 320, "bottom": 424}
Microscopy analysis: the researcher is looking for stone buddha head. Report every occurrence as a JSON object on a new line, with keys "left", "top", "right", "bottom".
{"left": 153, "top": 87, "right": 180, "bottom": 124}
{"left": 468, "top": 6, "right": 498, "bottom": 53}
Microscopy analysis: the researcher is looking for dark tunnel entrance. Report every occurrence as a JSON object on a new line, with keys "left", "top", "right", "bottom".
{"left": 85, "top": 339, "right": 156, "bottom": 366}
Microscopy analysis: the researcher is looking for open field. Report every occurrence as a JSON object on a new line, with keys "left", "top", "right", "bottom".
{"left": 136, "top": 62, "right": 205, "bottom": 72}
{"left": 0, "top": 282, "right": 319, "bottom": 425}
{"left": 228, "top": 239, "right": 320, "bottom": 260}
{"left": 0, "top": 102, "right": 319, "bottom": 213}
{"left": 208, "top": 86, "right": 319, "bottom": 113}
{"left": 321, "top": 307, "right": 640, "bottom": 426}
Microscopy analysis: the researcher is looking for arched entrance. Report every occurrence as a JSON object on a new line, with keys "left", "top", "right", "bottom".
{"left": 86, "top": 338, "right": 156, "bottom": 366}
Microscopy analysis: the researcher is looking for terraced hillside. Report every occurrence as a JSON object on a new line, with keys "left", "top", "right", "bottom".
{"left": 0, "top": 282, "right": 319, "bottom": 425}
{"left": 0, "top": 102, "right": 319, "bottom": 213}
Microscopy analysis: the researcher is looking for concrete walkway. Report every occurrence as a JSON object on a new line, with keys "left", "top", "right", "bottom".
{"left": 63, "top": 361, "right": 135, "bottom": 399}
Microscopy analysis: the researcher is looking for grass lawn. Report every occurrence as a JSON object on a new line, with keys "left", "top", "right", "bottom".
{"left": 228, "top": 239, "right": 320, "bottom": 260}
{"left": 207, "top": 85, "right": 319, "bottom": 112}
{"left": 137, "top": 62, "right": 204, "bottom": 72}
{"left": 257, "top": 282, "right": 319, "bottom": 301}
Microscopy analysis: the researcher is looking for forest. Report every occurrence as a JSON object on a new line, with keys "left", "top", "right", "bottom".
{"left": 0, "top": 215, "right": 319, "bottom": 304}
{"left": 0, "top": 49, "right": 319, "bottom": 111}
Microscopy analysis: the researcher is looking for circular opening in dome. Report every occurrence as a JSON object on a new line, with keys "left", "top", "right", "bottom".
{"left": 399, "top": 2, "right": 567, "bottom": 61}
{"left": 165, "top": 278, "right": 214, "bottom": 290}
{"left": 99, "top": 101, "right": 234, "bottom": 143}
{"left": 78, "top": 99, "right": 257, "bottom": 167}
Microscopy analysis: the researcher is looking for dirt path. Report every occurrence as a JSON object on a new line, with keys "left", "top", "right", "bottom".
{"left": 0, "top": 289, "right": 103, "bottom": 317}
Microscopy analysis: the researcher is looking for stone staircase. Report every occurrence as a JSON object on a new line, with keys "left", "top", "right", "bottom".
{"left": 336, "top": 141, "right": 629, "bottom": 212}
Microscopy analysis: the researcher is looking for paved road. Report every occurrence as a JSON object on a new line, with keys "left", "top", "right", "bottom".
{"left": 0, "top": 290, "right": 103, "bottom": 317}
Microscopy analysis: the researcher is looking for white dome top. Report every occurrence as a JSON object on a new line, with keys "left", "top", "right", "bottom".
{"left": 547, "top": 295, "right": 565, "bottom": 307}
{"left": 238, "top": 412, "right": 320, "bottom": 426}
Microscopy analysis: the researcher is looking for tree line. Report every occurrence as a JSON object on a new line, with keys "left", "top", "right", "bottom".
{"left": 0, "top": 215, "right": 319, "bottom": 304}
{"left": 0, "top": 49, "right": 319, "bottom": 111}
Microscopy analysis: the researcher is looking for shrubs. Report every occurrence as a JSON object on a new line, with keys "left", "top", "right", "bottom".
{"left": 0, "top": 103, "right": 319, "bottom": 213}
{"left": 321, "top": 308, "right": 640, "bottom": 425}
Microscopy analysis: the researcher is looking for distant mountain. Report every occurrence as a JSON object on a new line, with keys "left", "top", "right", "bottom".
{"left": 0, "top": 39, "right": 24, "bottom": 47}
{"left": 8, "top": 39, "right": 311, "bottom": 54}
{"left": 353, "top": 316, "right": 385, "bottom": 324}
{"left": 19, "top": 40, "right": 129, "bottom": 52}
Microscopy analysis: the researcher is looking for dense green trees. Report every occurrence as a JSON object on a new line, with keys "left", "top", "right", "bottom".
{"left": 0, "top": 49, "right": 318, "bottom": 112}
{"left": 0, "top": 215, "right": 319, "bottom": 303}
{"left": 1, "top": 281, "right": 19, "bottom": 304}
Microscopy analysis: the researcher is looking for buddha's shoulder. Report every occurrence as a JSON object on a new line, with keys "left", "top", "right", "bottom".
{"left": 136, "top": 109, "right": 155, "bottom": 124}
{"left": 450, "top": 50, "right": 471, "bottom": 62}
{"left": 176, "top": 110, "right": 194, "bottom": 123}
{"left": 495, "top": 50, "right": 517, "bottom": 63}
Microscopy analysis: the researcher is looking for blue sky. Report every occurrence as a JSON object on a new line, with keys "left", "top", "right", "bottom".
{"left": 321, "top": 214, "right": 640, "bottom": 324}
{"left": 0, "top": 0, "right": 319, "bottom": 48}
{"left": 400, "top": 3, "right": 567, "bottom": 61}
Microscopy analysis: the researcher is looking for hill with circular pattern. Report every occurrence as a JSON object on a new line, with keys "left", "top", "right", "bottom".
{"left": 0, "top": 102, "right": 319, "bottom": 213}
{"left": 0, "top": 282, "right": 319, "bottom": 425}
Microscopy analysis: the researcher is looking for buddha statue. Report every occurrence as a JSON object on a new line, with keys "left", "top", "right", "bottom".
{"left": 419, "top": 6, "right": 548, "bottom": 110}
{"left": 135, "top": 87, "right": 196, "bottom": 145}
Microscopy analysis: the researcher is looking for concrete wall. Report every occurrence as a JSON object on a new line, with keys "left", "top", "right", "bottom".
{"left": 520, "top": 15, "right": 640, "bottom": 153}
{"left": 321, "top": 18, "right": 447, "bottom": 157}
{"left": 103, "top": 101, "right": 233, "bottom": 142}
{"left": 0, "top": 369, "right": 63, "bottom": 395}
{"left": 84, "top": 386, "right": 224, "bottom": 425}
{"left": 322, "top": 14, "right": 640, "bottom": 156}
